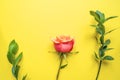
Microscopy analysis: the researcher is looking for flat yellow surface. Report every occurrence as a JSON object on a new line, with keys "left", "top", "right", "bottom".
{"left": 0, "top": 0, "right": 120, "bottom": 80}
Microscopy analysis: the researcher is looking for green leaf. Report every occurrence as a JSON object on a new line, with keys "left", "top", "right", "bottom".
{"left": 7, "top": 52, "right": 15, "bottom": 64}
{"left": 100, "top": 36, "right": 104, "bottom": 44}
{"left": 99, "top": 47, "right": 105, "bottom": 58}
{"left": 9, "top": 40, "right": 19, "bottom": 55}
{"left": 103, "top": 56, "right": 114, "bottom": 60}
{"left": 105, "top": 28, "right": 118, "bottom": 35}
{"left": 94, "top": 52, "right": 99, "bottom": 59}
{"left": 60, "top": 54, "right": 68, "bottom": 69}
{"left": 12, "top": 66, "right": 16, "bottom": 77}
{"left": 104, "top": 39, "right": 111, "bottom": 47}
{"left": 73, "top": 51, "right": 79, "bottom": 54}
{"left": 96, "top": 24, "right": 105, "bottom": 35}
{"left": 69, "top": 51, "right": 79, "bottom": 54}
{"left": 103, "top": 45, "right": 107, "bottom": 51}
{"left": 106, "top": 48, "right": 114, "bottom": 51}
{"left": 95, "top": 36, "right": 99, "bottom": 44}
{"left": 99, "top": 24, "right": 105, "bottom": 34}
{"left": 90, "top": 11, "right": 100, "bottom": 22}
{"left": 91, "top": 25, "right": 97, "bottom": 27}
{"left": 96, "top": 27, "right": 102, "bottom": 34}
{"left": 105, "top": 16, "right": 118, "bottom": 22}
{"left": 96, "top": 10, "right": 105, "bottom": 23}
{"left": 22, "top": 74, "right": 27, "bottom": 80}
{"left": 13, "top": 52, "right": 23, "bottom": 67}
{"left": 60, "top": 64, "right": 68, "bottom": 69}
{"left": 12, "top": 65, "right": 20, "bottom": 79}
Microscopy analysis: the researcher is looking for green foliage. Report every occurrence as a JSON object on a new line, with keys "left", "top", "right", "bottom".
{"left": 7, "top": 52, "right": 15, "bottom": 64}
{"left": 105, "top": 28, "right": 118, "bottom": 35}
{"left": 90, "top": 11, "right": 100, "bottom": 23}
{"left": 8, "top": 40, "right": 19, "bottom": 55}
{"left": 103, "top": 39, "right": 111, "bottom": 47}
{"left": 7, "top": 40, "right": 18, "bottom": 64}
{"left": 96, "top": 10, "right": 105, "bottom": 23}
{"left": 60, "top": 64, "right": 68, "bottom": 69}
{"left": 13, "top": 52, "right": 23, "bottom": 67}
{"left": 22, "top": 74, "right": 27, "bottom": 80}
{"left": 96, "top": 24, "right": 105, "bottom": 35}
{"left": 103, "top": 56, "right": 114, "bottom": 60}
{"left": 90, "top": 10, "right": 117, "bottom": 61}
{"left": 105, "top": 16, "right": 118, "bottom": 22}
{"left": 90, "top": 10, "right": 105, "bottom": 23}
{"left": 99, "top": 47, "right": 105, "bottom": 58}
{"left": 12, "top": 65, "right": 20, "bottom": 79}
{"left": 7, "top": 40, "right": 27, "bottom": 80}
{"left": 90, "top": 10, "right": 117, "bottom": 24}
{"left": 100, "top": 35, "right": 104, "bottom": 44}
{"left": 60, "top": 54, "right": 68, "bottom": 69}
{"left": 106, "top": 48, "right": 114, "bottom": 51}
{"left": 69, "top": 51, "right": 79, "bottom": 54}
{"left": 94, "top": 52, "right": 99, "bottom": 59}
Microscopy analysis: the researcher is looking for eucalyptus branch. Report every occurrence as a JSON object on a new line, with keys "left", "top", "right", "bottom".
{"left": 7, "top": 40, "right": 27, "bottom": 80}
{"left": 90, "top": 10, "right": 117, "bottom": 80}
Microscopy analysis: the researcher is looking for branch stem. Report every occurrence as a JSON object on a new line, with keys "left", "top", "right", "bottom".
{"left": 96, "top": 60, "right": 102, "bottom": 80}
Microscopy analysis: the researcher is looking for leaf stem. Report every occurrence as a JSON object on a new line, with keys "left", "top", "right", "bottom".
{"left": 56, "top": 53, "right": 63, "bottom": 80}
{"left": 96, "top": 60, "right": 102, "bottom": 80}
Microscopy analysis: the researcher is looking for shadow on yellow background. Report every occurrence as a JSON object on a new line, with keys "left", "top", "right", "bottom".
{"left": 0, "top": 0, "right": 120, "bottom": 80}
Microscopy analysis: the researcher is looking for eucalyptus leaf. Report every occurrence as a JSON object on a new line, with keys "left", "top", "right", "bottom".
{"left": 7, "top": 52, "right": 15, "bottom": 64}
{"left": 103, "top": 56, "right": 114, "bottom": 60}
{"left": 90, "top": 11, "right": 100, "bottom": 22}
{"left": 105, "top": 28, "right": 118, "bottom": 35}
{"left": 96, "top": 10, "right": 105, "bottom": 23}
{"left": 12, "top": 65, "right": 20, "bottom": 79}
{"left": 103, "top": 45, "right": 107, "bottom": 51}
{"left": 95, "top": 36, "right": 100, "bottom": 44}
{"left": 98, "top": 24, "right": 105, "bottom": 35}
{"left": 96, "top": 27, "right": 103, "bottom": 35}
{"left": 104, "top": 39, "right": 111, "bottom": 47}
{"left": 12, "top": 66, "right": 16, "bottom": 77}
{"left": 13, "top": 52, "right": 23, "bottom": 67}
{"left": 91, "top": 25, "right": 97, "bottom": 27}
{"left": 96, "top": 24, "right": 105, "bottom": 35}
{"left": 22, "top": 74, "right": 27, "bottom": 80}
{"left": 9, "top": 40, "right": 19, "bottom": 55}
{"left": 94, "top": 52, "right": 99, "bottom": 59}
{"left": 100, "top": 36, "right": 104, "bottom": 44}
{"left": 105, "top": 16, "right": 118, "bottom": 22}
{"left": 99, "top": 48, "right": 105, "bottom": 58}
{"left": 106, "top": 48, "right": 114, "bottom": 51}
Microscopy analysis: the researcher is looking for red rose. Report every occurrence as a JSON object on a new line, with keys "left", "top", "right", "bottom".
{"left": 52, "top": 35, "right": 74, "bottom": 53}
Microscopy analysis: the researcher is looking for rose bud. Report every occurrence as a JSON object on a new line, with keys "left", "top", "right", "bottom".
{"left": 52, "top": 35, "right": 74, "bottom": 53}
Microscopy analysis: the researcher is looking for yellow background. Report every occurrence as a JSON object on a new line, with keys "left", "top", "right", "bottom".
{"left": 0, "top": 0, "right": 120, "bottom": 80}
